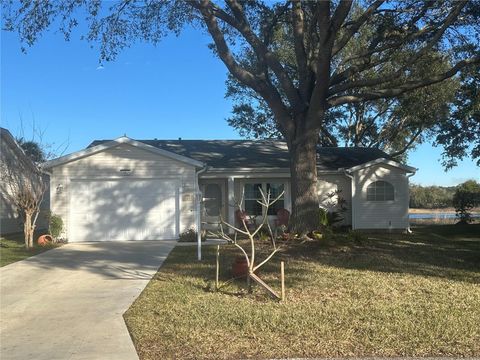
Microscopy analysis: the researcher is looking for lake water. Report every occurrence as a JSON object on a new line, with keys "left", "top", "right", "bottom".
{"left": 409, "top": 213, "right": 480, "bottom": 219}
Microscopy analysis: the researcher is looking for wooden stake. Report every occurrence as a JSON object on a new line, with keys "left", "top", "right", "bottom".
{"left": 249, "top": 273, "right": 280, "bottom": 300}
{"left": 281, "top": 261, "right": 285, "bottom": 301}
{"left": 215, "top": 245, "right": 220, "bottom": 291}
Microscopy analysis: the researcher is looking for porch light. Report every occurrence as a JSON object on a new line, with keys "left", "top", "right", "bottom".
{"left": 56, "top": 184, "right": 63, "bottom": 194}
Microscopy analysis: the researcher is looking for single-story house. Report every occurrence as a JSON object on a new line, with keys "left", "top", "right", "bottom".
{"left": 42, "top": 136, "right": 416, "bottom": 243}
{"left": 0, "top": 127, "right": 49, "bottom": 235}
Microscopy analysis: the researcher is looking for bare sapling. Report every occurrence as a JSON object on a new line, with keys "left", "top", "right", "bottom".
{"left": 210, "top": 187, "right": 285, "bottom": 299}
{"left": 1, "top": 154, "right": 47, "bottom": 249}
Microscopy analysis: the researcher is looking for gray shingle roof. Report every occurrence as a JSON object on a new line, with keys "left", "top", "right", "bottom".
{"left": 88, "top": 139, "right": 392, "bottom": 170}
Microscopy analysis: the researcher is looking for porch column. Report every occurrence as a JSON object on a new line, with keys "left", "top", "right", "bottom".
{"left": 227, "top": 176, "right": 235, "bottom": 233}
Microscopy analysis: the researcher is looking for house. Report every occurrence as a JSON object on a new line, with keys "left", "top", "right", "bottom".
{"left": 42, "top": 136, "right": 416, "bottom": 243}
{"left": 0, "top": 127, "right": 49, "bottom": 235}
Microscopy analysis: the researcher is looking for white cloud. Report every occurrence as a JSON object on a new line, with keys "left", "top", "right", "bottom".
{"left": 96, "top": 65, "right": 105, "bottom": 71}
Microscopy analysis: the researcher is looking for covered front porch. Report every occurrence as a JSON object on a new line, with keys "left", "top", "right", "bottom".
{"left": 198, "top": 173, "right": 292, "bottom": 234}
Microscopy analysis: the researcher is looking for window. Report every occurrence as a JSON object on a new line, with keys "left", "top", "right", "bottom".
{"left": 266, "top": 183, "right": 285, "bottom": 215}
{"left": 366, "top": 181, "right": 394, "bottom": 201}
{"left": 244, "top": 183, "right": 263, "bottom": 216}
{"left": 244, "top": 182, "right": 285, "bottom": 216}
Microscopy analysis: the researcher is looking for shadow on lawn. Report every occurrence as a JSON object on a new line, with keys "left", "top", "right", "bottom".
{"left": 163, "top": 224, "right": 480, "bottom": 288}
{"left": 22, "top": 224, "right": 477, "bottom": 285}
{"left": 304, "top": 224, "right": 480, "bottom": 283}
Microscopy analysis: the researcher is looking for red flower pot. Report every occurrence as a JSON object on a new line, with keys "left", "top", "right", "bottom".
{"left": 37, "top": 235, "right": 53, "bottom": 247}
{"left": 232, "top": 256, "right": 249, "bottom": 278}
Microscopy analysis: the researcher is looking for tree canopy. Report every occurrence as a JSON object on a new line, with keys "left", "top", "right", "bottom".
{"left": 3, "top": 0, "right": 479, "bottom": 231}
{"left": 434, "top": 68, "right": 480, "bottom": 169}
{"left": 409, "top": 184, "right": 456, "bottom": 209}
{"left": 223, "top": 2, "right": 478, "bottom": 164}
{"left": 453, "top": 180, "right": 480, "bottom": 224}
{"left": 16, "top": 138, "right": 46, "bottom": 164}
{"left": 227, "top": 50, "right": 462, "bottom": 163}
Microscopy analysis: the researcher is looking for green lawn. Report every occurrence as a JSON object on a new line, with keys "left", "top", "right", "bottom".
{"left": 0, "top": 232, "right": 59, "bottom": 267}
{"left": 124, "top": 224, "right": 480, "bottom": 359}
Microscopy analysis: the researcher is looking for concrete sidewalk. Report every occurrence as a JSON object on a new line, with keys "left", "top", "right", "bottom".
{"left": 0, "top": 240, "right": 177, "bottom": 360}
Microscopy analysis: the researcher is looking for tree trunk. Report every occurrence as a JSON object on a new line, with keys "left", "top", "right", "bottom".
{"left": 24, "top": 212, "right": 34, "bottom": 249}
{"left": 288, "top": 133, "right": 319, "bottom": 233}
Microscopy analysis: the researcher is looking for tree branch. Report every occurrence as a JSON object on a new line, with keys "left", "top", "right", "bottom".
{"left": 292, "top": 0, "right": 308, "bottom": 100}
{"left": 327, "top": 56, "right": 480, "bottom": 107}
{"left": 195, "top": 0, "right": 294, "bottom": 138}
{"left": 330, "top": 1, "right": 468, "bottom": 95}
{"left": 330, "top": 0, "right": 353, "bottom": 36}
{"left": 220, "top": 0, "right": 304, "bottom": 112}
{"left": 389, "top": 127, "right": 423, "bottom": 157}
{"left": 332, "top": 0, "right": 384, "bottom": 56}
{"left": 196, "top": 0, "right": 260, "bottom": 90}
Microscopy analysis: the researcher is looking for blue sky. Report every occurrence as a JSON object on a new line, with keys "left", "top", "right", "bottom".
{"left": 1, "top": 25, "right": 478, "bottom": 187}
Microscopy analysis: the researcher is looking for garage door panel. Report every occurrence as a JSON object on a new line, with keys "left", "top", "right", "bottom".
{"left": 69, "top": 179, "right": 178, "bottom": 242}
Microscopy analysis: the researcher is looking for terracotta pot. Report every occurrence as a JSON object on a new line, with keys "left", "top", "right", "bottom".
{"left": 37, "top": 234, "right": 53, "bottom": 247}
{"left": 232, "top": 256, "right": 249, "bottom": 278}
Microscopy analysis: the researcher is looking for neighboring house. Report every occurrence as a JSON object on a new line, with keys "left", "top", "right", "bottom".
{"left": 42, "top": 136, "right": 416, "bottom": 243}
{"left": 0, "top": 127, "right": 49, "bottom": 235}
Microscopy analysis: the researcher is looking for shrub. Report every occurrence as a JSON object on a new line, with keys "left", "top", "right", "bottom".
{"left": 319, "top": 208, "right": 344, "bottom": 227}
{"left": 258, "top": 230, "right": 271, "bottom": 242}
{"left": 319, "top": 208, "right": 329, "bottom": 227}
{"left": 311, "top": 227, "right": 334, "bottom": 240}
{"left": 179, "top": 228, "right": 204, "bottom": 242}
{"left": 319, "top": 189, "right": 348, "bottom": 228}
{"left": 311, "top": 230, "right": 324, "bottom": 240}
{"left": 49, "top": 213, "right": 63, "bottom": 239}
{"left": 453, "top": 180, "right": 480, "bottom": 224}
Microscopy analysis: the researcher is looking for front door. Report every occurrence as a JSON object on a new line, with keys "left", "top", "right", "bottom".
{"left": 200, "top": 180, "right": 226, "bottom": 232}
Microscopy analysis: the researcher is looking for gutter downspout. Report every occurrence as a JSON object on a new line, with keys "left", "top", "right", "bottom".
{"left": 343, "top": 169, "right": 355, "bottom": 230}
{"left": 406, "top": 171, "right": 417, "bottom": 234}
{"left": 195, "top": 165, "right": 208, "bottom": 261}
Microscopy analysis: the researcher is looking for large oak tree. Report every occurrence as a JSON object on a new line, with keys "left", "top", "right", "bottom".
{"left": 226, "top": 54, "right": 460, "bottom": 164}
{"left": 3, "top": 0, "right": 479, "bottom": 231}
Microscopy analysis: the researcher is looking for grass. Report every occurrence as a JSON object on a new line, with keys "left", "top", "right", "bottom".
{"left": 0, "top": 232, "right": 60, "bottom": 267}
{"left": 124, "top": 224, "right": 480, "bottom": 359}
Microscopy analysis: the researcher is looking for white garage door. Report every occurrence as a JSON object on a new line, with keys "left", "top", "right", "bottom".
{"left": 69, "top": 179, "right": 179, "bottom": 242}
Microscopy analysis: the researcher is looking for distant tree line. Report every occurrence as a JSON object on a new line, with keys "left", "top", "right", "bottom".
{"left": 409, "top": 184, "right": 456, "bottom": 209}
{"left": 410, "top": 181, "right": 480, "bottom": 214}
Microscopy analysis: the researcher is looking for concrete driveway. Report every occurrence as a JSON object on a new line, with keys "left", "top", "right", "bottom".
{"left": 0, "top": 240, "right": 177, "bottom": 360}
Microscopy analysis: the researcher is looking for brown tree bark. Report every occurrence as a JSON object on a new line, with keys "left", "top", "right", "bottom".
{"left": 24, "top": 211, "right": 34, "bottom": 249}
{"left": 24, "top": 212, "right": 31, "bottom": 249}
{"left": 288, "top": 131, "right": 319, "bottom": 233}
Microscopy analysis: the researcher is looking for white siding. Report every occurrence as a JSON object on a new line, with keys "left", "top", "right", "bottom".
{"left": 352, "top": 164, "right": 409, "bottom": 230}
{"left": 0, "top": 192, "right": 21, "bottom": 235}
{"left": 317, "top": 174, "right": 352, "bottom": 226}
{"left": 49, "top": 143, "right": 196, "bottom": 240}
